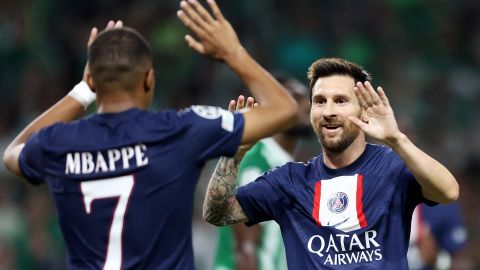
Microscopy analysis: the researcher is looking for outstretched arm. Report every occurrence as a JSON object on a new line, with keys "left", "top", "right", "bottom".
{"left": 177, "top": 0, "right": 298, "bottom": 144}
{"left": 3, "top": 20, "right": 122, "bottom": 178}
{"left": 349, "top": 81, "right": 459, "bottom": 203}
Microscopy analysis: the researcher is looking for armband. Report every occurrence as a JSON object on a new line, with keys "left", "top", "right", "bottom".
{"left": 67, "top": 81, "right": 96, "bottom": 109}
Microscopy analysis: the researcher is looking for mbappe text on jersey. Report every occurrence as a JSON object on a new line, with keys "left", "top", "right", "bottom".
{"left": 307, "top": 230, "right": 383, "bottom": 266}
{"left": 65, "top": 144, "right": 148, "bottom": 175}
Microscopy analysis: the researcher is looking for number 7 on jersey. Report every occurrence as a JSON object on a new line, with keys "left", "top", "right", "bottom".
{"left": 81, "top": 175, "right": 135, "bottom": 270}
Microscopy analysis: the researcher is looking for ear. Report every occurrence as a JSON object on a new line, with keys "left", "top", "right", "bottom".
{"left": 86, "top": 72, "right": 96, "bottom": 93}
{"left": 144, "top": 69, "right": 155, "bottom": 93}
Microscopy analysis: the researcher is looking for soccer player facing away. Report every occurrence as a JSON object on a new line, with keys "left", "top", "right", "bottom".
{"left": 213, "top": 75, "right": 312, "bottom": 270}
{"left": 203, "top": 58, "right": 459, "bottom": 269}
{"left": 2, "top": 1, "right": 299, "bottom": 269}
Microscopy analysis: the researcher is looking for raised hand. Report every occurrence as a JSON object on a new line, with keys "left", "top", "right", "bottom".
{"left": 83, "top": 20, "right": 123, "bottom": 82}
{"left": 229, "top": 95, "right": 258, "bottom": 162}
{"left": 177, "top": 0, "right": 242, "bottom": 62}
{"left": 348, "top": 81, "right": 402, "bottom": 145}
{"left": 228, "top": 95, "right": 258, "bottom": 113}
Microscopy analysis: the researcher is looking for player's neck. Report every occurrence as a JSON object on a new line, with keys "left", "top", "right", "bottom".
{"left": 97, "top": 102, "right": 139, "bottom": 113}
{"left": 322, "top": 134, "right": 366, "bottom": 169}
{"left": 273, "top": 133, "right": 298, "bottom": 155}
{"left": 96, "top": 91, "right": 148, "bottom": 113}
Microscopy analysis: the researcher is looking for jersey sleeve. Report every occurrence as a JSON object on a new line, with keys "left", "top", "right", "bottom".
{"left": 18, "top": 130, "right": 46, "bottom": 185}
{"left": 236, "top": 165, "right": 289, "bottom": 226}
{"left": 179, "top": 106, "right": 244, "bottom": 162}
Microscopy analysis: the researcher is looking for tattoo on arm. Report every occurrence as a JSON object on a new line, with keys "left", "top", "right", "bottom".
{"left": 203, "top": 156, "right": 249, "bottom": 226}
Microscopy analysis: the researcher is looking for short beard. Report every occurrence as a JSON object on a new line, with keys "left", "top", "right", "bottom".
{"left": 316, "top": 122, "right": 361, "bottom": 153}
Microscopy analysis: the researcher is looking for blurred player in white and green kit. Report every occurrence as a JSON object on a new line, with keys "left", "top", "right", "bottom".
{"left": 213, "top": 74, "right": 312, "bottom": 270}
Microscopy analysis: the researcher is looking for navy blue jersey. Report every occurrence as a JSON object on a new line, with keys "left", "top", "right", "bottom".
{"left": 237, "top": 143, "right": 434, "bottom": 269}
{"left": 422, "top": 202, "right": 467, "bottom": 254}
{"left": 408, "top": 202, "right": 467, "bottom": 270}
{"left": 19, "top": 106, "right": 244, "bottom": 270}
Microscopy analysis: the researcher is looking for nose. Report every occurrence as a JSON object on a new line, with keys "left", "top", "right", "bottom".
{"left": 322, "top": 100, "right": 337, "bottom": 119}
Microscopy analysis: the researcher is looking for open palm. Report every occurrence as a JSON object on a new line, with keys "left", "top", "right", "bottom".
{"left": 348, "top": 81, "right": 401, "bottom": 144}
{"left": 228, "top": 95, "right": 258, "bottom": 162}
{"left": 177, "top": 0, "right": 242, "bottom": 62}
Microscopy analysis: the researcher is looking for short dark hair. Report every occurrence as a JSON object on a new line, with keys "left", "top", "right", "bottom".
{"left": 307, "top": 58, "right": 372, "bottom": 101}
{"left": 88, "top": 27, "right": 153, "bottom": 92}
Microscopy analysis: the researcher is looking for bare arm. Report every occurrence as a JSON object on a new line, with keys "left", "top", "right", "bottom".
{"left": 233, "top": 223, "right": 261, "bottom": 270}
{"left": 387, "top": 134, "right": 458, "bottom": 203}
{"left": 349, "top": 81, "right": 459, "bottom": 203}
{"left": 177, "top": 0, "right": 298, "bottom": 144}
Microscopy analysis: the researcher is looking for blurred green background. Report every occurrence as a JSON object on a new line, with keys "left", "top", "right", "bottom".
{"left": 0, "top": 0, "right": 478, "bottom": 269}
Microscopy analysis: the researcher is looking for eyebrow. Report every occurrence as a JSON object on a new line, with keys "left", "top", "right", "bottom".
{"left": 312, "top": 93, "right": 351, "bottom": 100}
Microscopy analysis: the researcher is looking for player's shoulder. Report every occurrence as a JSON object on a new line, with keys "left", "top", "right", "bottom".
{"left": 263, "top": 160, "right": 310, "bottom": 184}
{"left": 268, "top": 160, "right": 307, "bottom": 172}
{"left": 91, "top": 108, "right": 187, "bottom": 131}
{"left": 366, "top": 143, "right": 393, "bottom": 156}
{"left": 141, "top": 108, "right": 183, "bottom": 126}
{"left": 265, "top": 154, "right": 323, "bottom": 178}
{"left": 257, "top": 160, "right": 314, "bottom": 199}
{"left": 178, "top": 105, "right": 228, "bottom": 117}
{"left": 360, "top": 144, "right": 414, "bottom": 188}
{"left": 178, "top": 105, "right": 238, "bottom": 123}
{"left": 362, "top": 143, "right": 405, "bottom": 168}
{"left": 35, "top": 119, "right": 84, "bottom": 144}
{"left": 37, "top": 109, "right": 171, "bottom": 140}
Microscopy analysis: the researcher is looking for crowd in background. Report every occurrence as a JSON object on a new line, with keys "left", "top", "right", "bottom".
{"left": 0, "top": 0, "right": 478, "bottom": 269}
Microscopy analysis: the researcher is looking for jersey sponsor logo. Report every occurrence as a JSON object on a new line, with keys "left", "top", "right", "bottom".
{"left": 307, "top": 230, "right": 383, "bottom": 266}
{"left": 327, "top": 192, "right": 349, "bottom": 213}
{"left": 191, "top": 106, "right": 234, "bottom": 132}
{"left": 65, "top": 144, "right": 148, "bottom": 175}
{"left": 312, "top": 174, "right": 367, "bottom": 232}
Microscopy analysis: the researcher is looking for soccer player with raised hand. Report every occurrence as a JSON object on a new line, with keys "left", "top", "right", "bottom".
{"left": 204, "top": 58, "right": 459, "bottom": 269}
{"left": 177, "top": 0, "right": 298, "bottom": 144}
{"left": 2, "top": 1, "right": 298, "bottom": 269}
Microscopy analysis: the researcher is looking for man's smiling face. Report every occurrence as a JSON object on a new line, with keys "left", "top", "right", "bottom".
{"left": 310, "top": 75, "right": 363, "bottom": 153}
